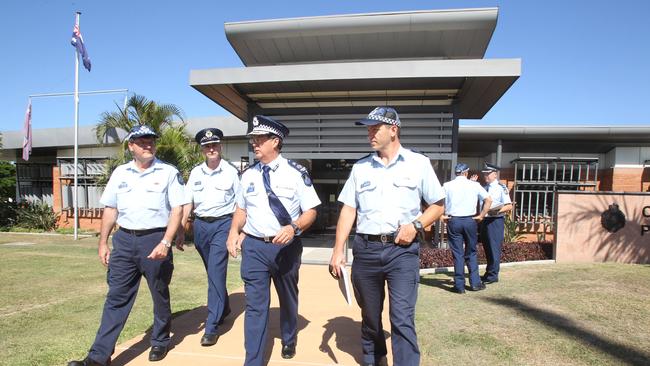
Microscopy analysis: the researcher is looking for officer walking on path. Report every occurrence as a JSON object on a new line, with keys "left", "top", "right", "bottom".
{"left": 226, "top": 115, "right": 321, "bottom": 366}
{"left": 68, "top": 125, "right": 187, "bottom": 366}
{"left": 443, "top": 163, "right": 492, "bottom": 294}
{"left": 179, "top": 127, "right": 241, "bottom": 346}
{"left": 329, "top": 107, "right": 445, "bottom": 366}
{"left": 479, "top": 162, "right": 513, "bottom": 284}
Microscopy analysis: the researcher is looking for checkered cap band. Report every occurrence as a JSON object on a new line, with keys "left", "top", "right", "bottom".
{"left": 126, "top": 125, "right": 158, "bottom": 140}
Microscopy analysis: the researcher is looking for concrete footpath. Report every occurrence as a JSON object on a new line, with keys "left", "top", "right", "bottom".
{"left": 110, "top": 264, "right": 392, "bottom": 366}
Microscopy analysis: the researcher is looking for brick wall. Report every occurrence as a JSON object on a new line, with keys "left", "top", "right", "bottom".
{"left": 611, "top": 167, "right": 645, "bottom": 192}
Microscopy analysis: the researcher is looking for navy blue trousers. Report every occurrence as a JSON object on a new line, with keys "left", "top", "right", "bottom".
{"left": 240, "top": 235, "right": 302, "bottom": 366}
{"left": 481, "top": 217, "right": 505, "bottom": 281}
{"left": 193, "top": 217, "right": 231, "bottom": 335}
{"left": 447, "top": 217, "right": 481, "bottom": 290}
{"left": 88, "top": 229, "right": 173, "bottom": 364}
{"left": 351, "top": 234, "right": 420, "bottom": 366}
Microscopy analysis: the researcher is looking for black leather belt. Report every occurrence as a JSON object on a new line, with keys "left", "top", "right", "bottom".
{"left": 246, "top": 233, "right": 276, "bottom": 243}
{"left": 449, "top": 215, "right": 474, "bottom": 219}
{"left": 358, "top": 233, "right": 397, "bottom": 244}
{"left": 195, "top": 213, "right": 233, "bottom": 223}
{"left": 119, "top": 227, "right": 166, "bottom": 236}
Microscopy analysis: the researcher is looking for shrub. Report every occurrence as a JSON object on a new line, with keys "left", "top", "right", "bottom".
{"left": 15, "top": 201, "right": 60, "bottom": 232}
{"left": 420, "top": 241, "right": 553, "bottom": 269}
{"left": 504, "top": 215, "right": 525, "bottom": 243}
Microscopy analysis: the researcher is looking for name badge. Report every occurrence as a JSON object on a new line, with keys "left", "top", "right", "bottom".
{"left": 118, "top": 182, "right": 128, "bottom": 189}
{"left": 361, "top": 181, "right": 371, "bottom": 188}
{"left": 247, "top": 182, "right": 255, "bottom": 193}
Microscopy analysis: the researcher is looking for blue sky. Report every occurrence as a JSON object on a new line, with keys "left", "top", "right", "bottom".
{"left": 1, "top": 0, "right": 649, "bottom": 133}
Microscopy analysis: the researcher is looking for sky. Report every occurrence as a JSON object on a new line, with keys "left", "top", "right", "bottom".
{"left": 1, "top": 0, "right": 649, "bottom": 133}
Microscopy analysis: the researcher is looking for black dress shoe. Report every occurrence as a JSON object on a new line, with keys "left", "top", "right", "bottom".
{"left": 453, "top": 287, "right": 466, "bottom": 294}
{"left": 68, "top": 357, "right": 106, "bottom": 366}
{"left": 483, "top": 278, "right": 499, "bottom": 284}
{"left": 469, "top": 282, "right": 487, "bottom": 291}
{"left": 148, "top": 346, "right": 168, "bottom": 362}
{"left": 200, "top": 333, "right": 219, "bottom": 346}
{"left": 281, "top": 344, "right": 296, "bottom": 359}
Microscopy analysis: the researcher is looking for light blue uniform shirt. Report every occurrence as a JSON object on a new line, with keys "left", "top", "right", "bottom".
{"left": 185, "top": 160, "right": 241, "bottom": 218}
{"left": 443, "top": 175, "right": 489, "bottom": 216}
{"left": 100, "top": 158, "right": 188, "bottom": 230}
{"left": 237, "top": 155, "right": 321, "bottom": 237}
{"left": 484, "top": 180, "right": 512, "bottom": 217}
{"left": 338, "top": 146, "right": 445, "bottom": 235}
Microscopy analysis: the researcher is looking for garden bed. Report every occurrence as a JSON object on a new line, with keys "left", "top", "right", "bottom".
{"left": 420, "top": 241, "right": 553, "bottom": 269}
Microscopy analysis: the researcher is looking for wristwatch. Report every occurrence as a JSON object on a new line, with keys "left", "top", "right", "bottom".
{"left": 161, "top": 239, "right": 172, "bottom": 248}
{"left": 412, "top": 220, "right": 423, "bottom": 232}
{"left": 291, "top": 222, "right": 303, "bottom": 236}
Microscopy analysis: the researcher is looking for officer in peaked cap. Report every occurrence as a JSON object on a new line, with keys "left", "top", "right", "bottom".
{"left": 69, "top": 124, "right": 188, "bottom": 366}
{"left": 330, "top": 106, "right": 445, "bottom": 366}
{"left": 442, "top": 163, "right": 492, "bottom": 294}
{"left": 226, "top": 115, "right": 320, "bottom": 364}
{"left": 479, "top": 162, "right": 513, "bottom": 284}
{"left": 178, "top": 127, "right": 241, "bottom": 346}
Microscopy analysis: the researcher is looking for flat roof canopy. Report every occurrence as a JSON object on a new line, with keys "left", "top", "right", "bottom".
{"left": 225, "top": 8, "right": 498, "bottom": 66}
{"left": 190, "top": 58, "right": 520, "bottom": 120}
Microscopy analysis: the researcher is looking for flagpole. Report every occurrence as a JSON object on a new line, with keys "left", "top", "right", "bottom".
{"left": 73, "top": 11, "right": 81, "bottom": 240}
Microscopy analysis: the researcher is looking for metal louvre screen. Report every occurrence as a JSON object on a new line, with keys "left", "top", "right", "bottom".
{"left": 274, "top": 113, "right": 454, "bottom": 160}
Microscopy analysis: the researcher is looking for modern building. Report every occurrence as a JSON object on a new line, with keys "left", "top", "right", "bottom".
{"left": 2, "top": 8, "right": 649, "bottom": 240}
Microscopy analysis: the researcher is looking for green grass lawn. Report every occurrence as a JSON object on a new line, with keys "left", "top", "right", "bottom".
{"left": 0, "top": 233, "right": 243, "bottom": 366}
{"left": 1, "top": 233, "right": 649, "bottom": 366}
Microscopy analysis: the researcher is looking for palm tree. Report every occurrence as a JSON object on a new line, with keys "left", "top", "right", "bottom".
{"left": 94, "top": 94, "right": 202, "bottom": 183}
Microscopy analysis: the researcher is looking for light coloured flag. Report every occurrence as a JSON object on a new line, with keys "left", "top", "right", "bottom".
{"left": 22, "top": 100, "right": 32, "bottom": 161}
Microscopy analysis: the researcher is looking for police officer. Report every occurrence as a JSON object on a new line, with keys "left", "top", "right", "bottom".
{"left": 225, "top": 115, "right": 320, "bottom": 365}
{"left": 480, "top": 162, "right": 513, "bottom": 284}
{"left": 68, "top": 125, "right": 187, "bottom": 366}
{"left": 179, "top": 127, "right": 241, "bottom": 346}
{"left": 443, "top": 163, "right": 492, "bottom": 293}
{"left": 329, "top": 107, "right": 445, "bottom": 366}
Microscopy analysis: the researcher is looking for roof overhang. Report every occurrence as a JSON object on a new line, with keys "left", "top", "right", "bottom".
{"left": 190, "top": 58, "right": 521, "bottom": 121}
{"left": 225, "top": 8, "right": 498, "bottom": 66}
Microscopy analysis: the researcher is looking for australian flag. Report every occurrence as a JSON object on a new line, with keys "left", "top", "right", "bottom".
{"left": 71, "top": 24, "right": 91, "bottom": 71}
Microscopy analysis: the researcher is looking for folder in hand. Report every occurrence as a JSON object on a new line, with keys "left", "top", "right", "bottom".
{"left": 337, "top": 265, "right": 353, "bottom": 306}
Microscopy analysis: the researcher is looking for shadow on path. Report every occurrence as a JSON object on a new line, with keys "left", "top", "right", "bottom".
{"left": 319, "top": 316, "right": 365, "bottom": 365}
{"left": 483, "top": 297, "right": 650, "bottom": 366}
{"left": 111, "top": 292, "right": 246, "bottom": 366}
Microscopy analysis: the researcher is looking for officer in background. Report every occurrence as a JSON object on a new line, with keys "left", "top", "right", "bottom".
{"left": 179, "top": 128, "right": 241, "bottom": 346}
{"left": 329, "top": 107, "right": 445, "bottom": 366}
{"left": 442, "top": 163, "right": 492, "bottom": 294}
{"left": 69, "top": 125, "right": 187, "bottom": 366}
{"left": 480, "top": 162, "right": 513, "bottom": 284}
{"left": 226, "top": 116, "right": 321, "bottom": 365}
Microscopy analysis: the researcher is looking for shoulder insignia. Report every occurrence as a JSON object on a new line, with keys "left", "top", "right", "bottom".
{"left": 177, "top": 172, "right": 185, "bottom": 185}
{"left": 241, "top": 161, "right": 259, "bottom": 175}
{"left": 409, "top": 148, "right": 428, "bottom": 157}
{"left": 499, "top": 182, "right": 509, "bottom": 193}
{"left": 356, "top": 153, "right": 372, "bottom": 163}
{"left": 288, "top": 159, "right": 313, "bottom": 186}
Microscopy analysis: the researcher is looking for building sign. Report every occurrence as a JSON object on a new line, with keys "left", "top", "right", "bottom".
{"left": 643, "top": 205, "right": 650, "bottom": 236}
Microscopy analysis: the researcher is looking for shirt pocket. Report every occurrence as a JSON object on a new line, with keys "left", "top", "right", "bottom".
{"left": 192, "top": 183, "right": 205, "bottom": 203}
{"left": 115, "top": 185, "right": 132, "bottom": 211}
{"left": 274, "top": 185, "right": 297, "bottom": 205}
{"left": 213, "top": 179, "right": 235, "bottom": 204}
{"left": 393, "top": 177, "right": 419, "bottom": 209}
{"left": 145, "top": 184, "right": 167, "bottom": 210}
{"left": 356, "top": 181, "right": 378, "bottom": 212}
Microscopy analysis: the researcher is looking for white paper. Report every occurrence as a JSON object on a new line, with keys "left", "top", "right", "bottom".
{"left": 338, "top": 265, "right": 353, "bottom": 306}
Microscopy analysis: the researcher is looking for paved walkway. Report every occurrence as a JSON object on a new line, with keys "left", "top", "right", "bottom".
{"left": 110, "top": 264, "right": 392, "bottom": 366}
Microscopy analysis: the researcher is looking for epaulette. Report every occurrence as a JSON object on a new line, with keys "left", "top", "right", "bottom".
{"left": 288, "top": 160, "right": 313, "bottom": 186}
{"left": 499, "top": 182, "right": 509, "bottom": 193}
{"left": 223, "top": 159, "right": 242, "bottom": 175}
{"left": 356, "top": 153, "right": 372, "bottom": 162}
{"left": 241, "top": 161, "right": 259, "bottom": 175}
{"left": 409, "top": 148, "right": 428, "bottom": 157}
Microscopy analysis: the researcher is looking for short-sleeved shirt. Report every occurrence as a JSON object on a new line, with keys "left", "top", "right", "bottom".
{"left": 443, "top": 175, "right": 489, "bottom": 216}
{"left": 484, "top": 180, "right": 512, "bottom": 217}
{"left": 338, "top": 146, "right": 445, "bottom": 234}
{"left": 100, "top": 158, "right": 188, "bottom": 230}
{"left": 237, "top": 155, "right": 321, "bottom": 237}
{"left": 185, "top": 161, "right": 241, "bottom": 218}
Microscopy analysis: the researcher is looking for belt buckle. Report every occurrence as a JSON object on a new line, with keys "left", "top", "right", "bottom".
{"left": 380, "top": 234, "right": 388, "bottom": 244}
{"left": 264, "top": 236, "right": 271, "bottom": 243}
